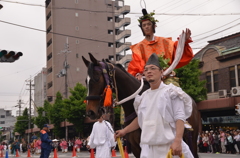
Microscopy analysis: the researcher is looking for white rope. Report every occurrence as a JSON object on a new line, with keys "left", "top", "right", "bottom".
{"left": 114, "top": 77, "right": 144, "bottom": 106}
{"left": 163, "top": 31, "right": 186, "bottom": 76}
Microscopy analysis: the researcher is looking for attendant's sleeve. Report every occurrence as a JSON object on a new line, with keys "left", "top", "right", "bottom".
{"left": 87, "top": 124, "right": 95, "bottom": 148}
{"left": 172, "top": 38, "right": 194, "bottom": 69}
{"left": 127, "top": 44, "right": 146, "bottom": 76}
{"left": 171, "top": 96, "right": 186, "bottom": 122}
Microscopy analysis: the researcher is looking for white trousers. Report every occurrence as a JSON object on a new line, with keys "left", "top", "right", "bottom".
{"left": 95, "top": 142, "right": 111, "bottom": 158}
{"left": 140, "top": 141, "right": 194, "bottom": 158}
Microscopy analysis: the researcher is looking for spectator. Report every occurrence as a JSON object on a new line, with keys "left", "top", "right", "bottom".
{"left": 31, "top": 133, "right": 38, "bottom": 143}
{"left": 202, "top": 133, "right": 209, "bottom": 153}
{"left": 225, "top": 132, "right": 234, "bottom": 154}
{"left": 209, "top": 131, "right": 214, "bottom": 153}
{"left": 212, "top": 132, "right": 219, "bottom": 153}
{"left": 219, "top": 129, "right": 226, "bottom": 153}
{"left": 234, "top": 130, "right": 240, "bottom": 154}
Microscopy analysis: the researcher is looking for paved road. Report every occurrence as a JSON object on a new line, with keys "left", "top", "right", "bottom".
{"left": 3, "top": 151, "right": 240, "bottom": 158}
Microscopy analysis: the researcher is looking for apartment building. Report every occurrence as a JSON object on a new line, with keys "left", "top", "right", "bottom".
{"left": 45, "top": 0, "right": 131, "bottom": 102}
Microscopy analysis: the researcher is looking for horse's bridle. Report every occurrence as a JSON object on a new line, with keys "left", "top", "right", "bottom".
{"left": 85, "top": 61, "right": 116, "bottom": 115}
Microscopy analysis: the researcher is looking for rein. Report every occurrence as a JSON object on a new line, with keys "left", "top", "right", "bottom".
{"left": 85, "top": 62, "right": 144, "bottom": 123}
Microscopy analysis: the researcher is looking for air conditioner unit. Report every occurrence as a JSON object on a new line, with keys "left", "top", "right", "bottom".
{"left": 218, "top": 89, "right": 227, "bottom": 98}
{"left": 231, "top": 87, "right": 240, "bottom": 96}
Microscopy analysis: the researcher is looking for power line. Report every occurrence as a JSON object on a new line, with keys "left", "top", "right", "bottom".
{"left": 1, "top": 0, "right": 240, "bottom": 16}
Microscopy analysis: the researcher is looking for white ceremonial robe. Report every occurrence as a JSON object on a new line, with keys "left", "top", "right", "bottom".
{"left": 134, "top": 82, "right": 194, "bottom": 158}
{"left": 88, "top": 121, "right": 115, "bottom": 158}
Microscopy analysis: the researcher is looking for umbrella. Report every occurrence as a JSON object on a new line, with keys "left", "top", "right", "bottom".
{"left": 52, "top": 139, "right": 59, "bottom": 141}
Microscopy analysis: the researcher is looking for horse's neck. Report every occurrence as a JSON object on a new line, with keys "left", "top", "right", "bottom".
{"left": 114, "top": 68, "right": 145, "bottom": 117}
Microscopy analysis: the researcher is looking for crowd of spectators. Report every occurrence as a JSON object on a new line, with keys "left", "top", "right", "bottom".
{"left": 198, "top": 128, "right": 240, "bottom": 154}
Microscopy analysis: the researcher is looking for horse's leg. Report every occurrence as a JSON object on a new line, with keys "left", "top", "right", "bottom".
{"left": 187, "top": 101, "right": 199, "bottom": 158}
{"left": 126, "top": 129, "right": 141, "bottom": 158}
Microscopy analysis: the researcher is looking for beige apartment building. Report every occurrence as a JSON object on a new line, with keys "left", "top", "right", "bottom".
{"left": 45, "top": 0, "right": 131, "bottom": 102}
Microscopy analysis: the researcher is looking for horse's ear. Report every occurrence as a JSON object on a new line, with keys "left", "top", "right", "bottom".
{"left": 82, "top": 56, "right": 90, "bottom": 67}
{"left": 88, "top": 53, "right": 99, "bottom": 65}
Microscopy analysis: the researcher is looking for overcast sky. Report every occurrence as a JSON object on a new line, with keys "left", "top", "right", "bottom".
{"left": 0, "top": 0, "right": 239, "bottom": 116}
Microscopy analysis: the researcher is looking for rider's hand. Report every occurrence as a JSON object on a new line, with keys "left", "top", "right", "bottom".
{"left": 115, "top": 129, "right": 126, "bottom": 140}
{"left": 170, "top": 138, "right": 182, "bottom": 157}
{"left": 185, "top": 28, "right": 191, "bottom": 41}
{"left": 135, "top": 73, "right": 142, "bottom": 81}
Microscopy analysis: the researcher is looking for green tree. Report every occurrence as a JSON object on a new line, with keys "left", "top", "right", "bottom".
{"left": 50, "top": 92, "right": 65, "bottom": 138}
{"left": 34, "top": 101, "right": 52, "bottom": 128}
{"left": 114, "top": 107, "right": 121, "bottom": 130}
{"left": 175, "top": 59, "right": 207, "bottom": 102}
{"left": 63, "top": 83, "right": 87, "bottom": 135}
{"left": 14, "top": 108, "right": 33, "bottom": 136}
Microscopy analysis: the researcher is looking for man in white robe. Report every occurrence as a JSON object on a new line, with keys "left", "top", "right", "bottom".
{"left": 116, "top": 53, "right": 194, "bottom": 158}
{"left": 87, "top": 112, "right": 115, "bottom": 158}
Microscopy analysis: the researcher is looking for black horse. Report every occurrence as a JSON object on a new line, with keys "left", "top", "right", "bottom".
{"left": 82, "top": 53, "right": 199, "bottom": 158}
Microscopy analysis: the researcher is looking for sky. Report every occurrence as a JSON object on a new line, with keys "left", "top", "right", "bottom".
{"left": 0, "top": 0, "right": 239, "bottom": 116}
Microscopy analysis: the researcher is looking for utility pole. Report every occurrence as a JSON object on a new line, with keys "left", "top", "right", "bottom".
{"left": 57, "top": 37, "right": 70, "bottom": 140}
{"left": 26, "top": 77, "right": 34, "bottom": 143}
{"left": 15, "top": 99, "right": 24, "bottom": 116}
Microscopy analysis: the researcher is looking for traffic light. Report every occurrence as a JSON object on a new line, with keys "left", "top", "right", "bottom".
{"left": 235, "top": 103, "right": 240, "bottom": 115}
{"left": 0, "top": 50, "right": 23, "bottom": 63}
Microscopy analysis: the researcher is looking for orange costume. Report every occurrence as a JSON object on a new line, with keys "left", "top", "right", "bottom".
{"left": 127, "top": 36, "right": 193, "bottom": 76}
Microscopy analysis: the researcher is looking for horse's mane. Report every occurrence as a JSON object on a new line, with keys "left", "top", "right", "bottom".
{"left": 87, "top": 60, "right": 135, "bottom": 82}
{"left": 114, "top": 63, "right": 136, "bottom": 79}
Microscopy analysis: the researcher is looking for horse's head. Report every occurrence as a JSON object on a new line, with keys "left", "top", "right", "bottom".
{"left": 82, "top": 53, "right": 113, "bottom": 120}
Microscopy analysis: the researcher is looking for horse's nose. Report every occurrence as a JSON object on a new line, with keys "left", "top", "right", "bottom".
{"left": 86, "top": 110, "right": 96, "bottom": 120}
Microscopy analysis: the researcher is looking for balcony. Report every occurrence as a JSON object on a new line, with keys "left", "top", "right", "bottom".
{"left": 114, "top": 5, "right": 130, "bottom": 17}
{"left": 115, "top": 30, "right": 131, "bottom": 42}
{"left": 116, "top": 54, "right": 132, "bottom": 64}
{"left": 116, "top": 42, "right": 131, "bottom": 54}
{"left": 47, "top": 43, "right": 53, "bottom": 53}
{"left": 115, "top": 17, "right": 130, "bottom": 29}
{"left": 47, "top": 32, "right": 52, "bottom": 43}
{"left": 46, "top": 16, "right": 52, "bottom": 29}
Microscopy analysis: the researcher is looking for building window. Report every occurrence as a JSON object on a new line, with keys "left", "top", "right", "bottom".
{"left": 47, "top": 67, "right": 52, "bottom": 74}
{"left": 75, "top": 13, "right": 78, "bottom": 17}
{"left": 108, "top": 43, "right": 113, "bottom": 47}
{"left": 47, "top": 96, "right": 53, "bottom": 102}
{"left": 47, "top": 53, "right": 52, "bottom": 61}
{"left": 206, "top": 71, "right": 211, "bottom": 93}
{"left": 6, "top": 111, "right": 11, "bottom": 116}
{"left": 230, "top": 66, "right": 236, "bottom": 87}
{"left": 76, "top": 40, "right": 79, "bottom": 44}
{"left": 75, "top": 26, "right": 79, "bottom": 31}
{"left": 0, "top": 115, "right": 5, "bottom": 118}
{"left": 108, "top": 30, "right": 113, "bottom": 35}
{"left": 107, "top": 17, "right": 113, "bottom": 22}
{"left": 75, "top": 0, "right": 78, "bottom": 4}
{"left": 47, "top": 39, "right": 52, "bottom": 47}
{"left": 46, "top": 11, "right": 51, "bottom": 20}
{"left": 0, "top": 121, "right": 5, "bottom": 124}
{"left": 46, "top": 0, "right": 51, "bottom": 8}
{"left": 47, "top": 25, "right": 52, "bottom": 34}
{"left": 76, "top": 53, "right": 79, "bottom": 58}
{"left": 48, "top": 81, "right": 53, "bottom": 89}
{"left": 213, "top": 70, "right": 218, "bottom": 92}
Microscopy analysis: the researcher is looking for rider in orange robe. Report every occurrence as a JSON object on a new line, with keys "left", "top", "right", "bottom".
{"left": 127, "top": 9, "right": 193, "bottom": 77}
